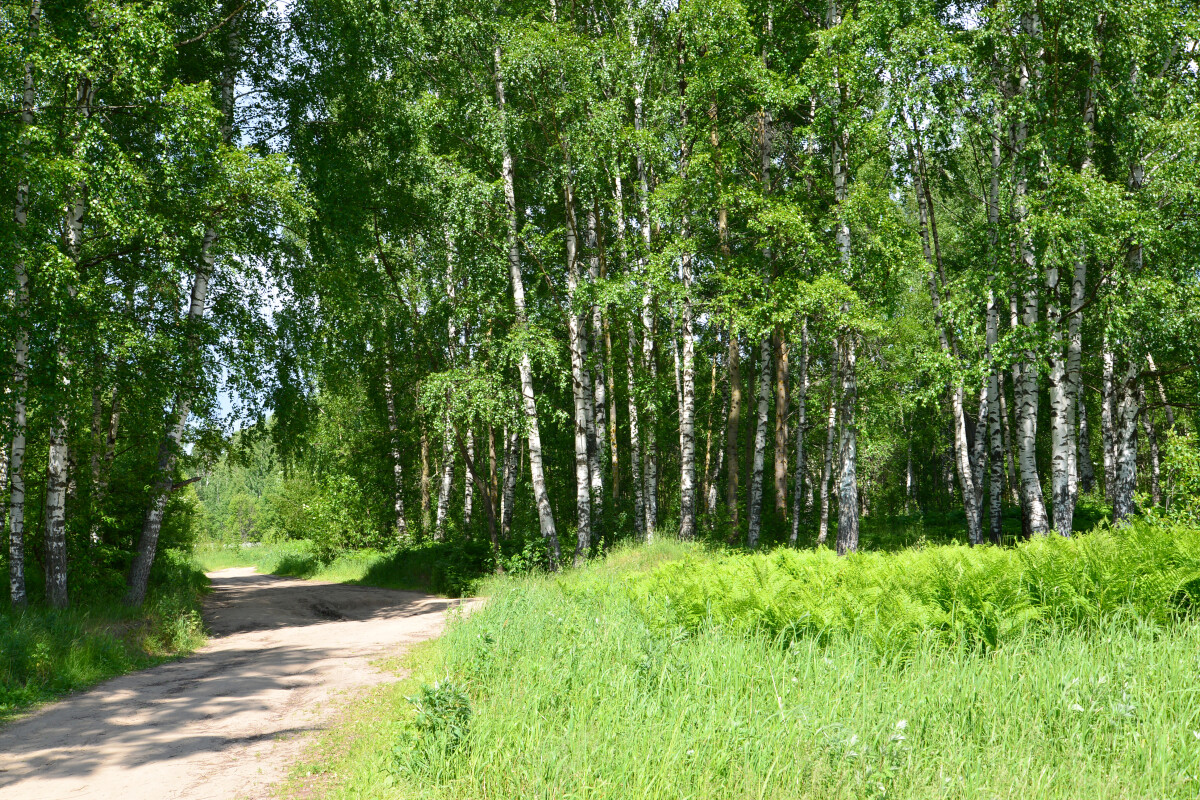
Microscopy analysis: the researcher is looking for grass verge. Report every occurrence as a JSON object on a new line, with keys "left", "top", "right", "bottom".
{"left": 286, "top": 527, "right": 1200, "bottom": 800}
{"left": 0, "top": 549, "right": 207, "bottom": 722}
{"left": 195, "top": 538, "right": 491, "bottom": 596}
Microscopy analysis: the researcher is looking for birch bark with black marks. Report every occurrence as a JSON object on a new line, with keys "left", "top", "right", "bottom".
{"left": 495, "top": 46, "right": 559, "bottom": 566}
{"left": 985, "top": 118, "right": 1006, "bottom": 541}
{"left": 500, "top": 426, "right": 518, "bottom": 538}
{"left": 724, "top": 327, "right": 742, "bottom": 534}
{"left": 1101, "top": 342, "right": 1117, "bottom": 501}
{"left": 627, "top": 319, "right": 644, "bottom": 537}
{"left": 789, "top": 319, "right": 809, "bottom": 544}
{"left": 565, "top": 177, "right": 594, "bottom": 567}
{"left": 1112, "top": 361, "right": 1140, "bottom": 523}
{"left": 384, "top": 356, "right": 408, "bottom": 540}
{"left": 585, "top": 205, "right": 606, "bottom": 529}
{"left": 420, "top": 427, "right": 432, "bottom": 532}
{"left": 1011, "top": 10, "right": 1050, "bottom": 535}
{"left": 747, "top": 337, "right": 772, "bottom": 548}
{"left": 818, "top": 343, "right": 839, "bottom": 545}
{"left": 7, "top": 0, "right": 40, "bottom": 607}
{"left": 436, "top": 234, "right": 458, "bottom": 540}
{"left": 464, "top": 431, "right": 474, "bottom": 526}
{"left": 773, "top": 331, "right": 790, "bottom": 523}
{"left": 836, "top": 334, "right": 860, "bottom": 555}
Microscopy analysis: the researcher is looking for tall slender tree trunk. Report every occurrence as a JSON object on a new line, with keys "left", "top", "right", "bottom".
{"left": 565, "top": 178, "right": 594, "bottom": 566}
{"left": 1146, "top": 355, "right": 1176, "bottom": 431}
{"left": 495, "top": 46, "right": 559, "bottom": 566}
{"left": 1140, "top": 384, "right": 1161, "bottom": 507}
{"left": 500, "top": 426, "right": 518, "bottom": 538}
{"left": 773, "top": 331, "right": 790, "bottom": 523}
{"left": 1011, "top": 10, "right": 1050, "bottom": 536}
{"left": 627, "top": 320, "right": 645, "bottom": 537}
{"left": 836, "top": 335, "right": 860, "bottom": 555}
{"left": 911, "top": 141, "right": 982, "bottom": 545}
{"left": 724, "top": 326, "right": 742, "bottom": 533}
{"left": 985, "top": 117, "right": 1006, "bottom": 542}
{"left": 437, "top": 235, "right": 458, "bottom": 540}
{"left": 789, "top": 319, "right": 810, "bottom": 544}
{"left": 125, "top": 230, "right": 215, "bottom": 607}
{"left": 1112, "top": 362, "right": 1140, "bottom": 523}
{"left": 1101, "top": 342, "right": 1117, "bottom": 501}
{"left": 677, "top": 76, "right": 697, "bottom": 541}
{"left": 1077, "top": 393, "right": 1096, "bottom": 495}
{"left": 384, "top": 357, "right": 408, "bottom": 540}
{"left": 585, "top": 204, "right": 606, "bottom": 530}
{"left": 818, "top": 344, "right": 839, "bottom": 545}
{"left": 420, "top": 428, "right": 432, "bottom": 532}
{"left": 464, "top": 431, "right": 474, "bottom": 526}
{"left": 747, "top": 338, "right": 772, "bottom": 547}
{"left": 6, "top": 0, "right": 39, "bottom": 608}
{"left": 998, "top": 372, "right": 1019, "bottom": 503}
{"left": 831, "top": 34, "right": 859, "bottom": 553}
{"left": 609, "top": 159, "right": 629, "bottom": 504}
{"left": 705, "top": 365, "right": 728, "bottom": 519}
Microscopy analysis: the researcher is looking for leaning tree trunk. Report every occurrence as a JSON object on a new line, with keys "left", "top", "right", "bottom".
{"left": 789, "top": 319, "right": 810, "bottom": 545}
{"left": 911, "top": 141, "right": 982, "bottom": 545}
{"left": 495, "top": 46, "right": 559, "bottom": 566}
{"left": 746, "top": 338, "right": 772, "bottom": 548}
{"left": 125, "top": 231, "right": 214, "bottom": 607}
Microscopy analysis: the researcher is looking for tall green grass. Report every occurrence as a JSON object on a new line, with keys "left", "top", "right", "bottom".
{"left": 0, "top": 549, "right": 207, "bottom": 720}
{"left": 289, "top": 527, "right": 1200, "bottom": 800}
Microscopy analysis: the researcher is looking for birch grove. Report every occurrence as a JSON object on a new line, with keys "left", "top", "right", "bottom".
{"left": 3, "top": 0, "right": 1199, "bottom": 608}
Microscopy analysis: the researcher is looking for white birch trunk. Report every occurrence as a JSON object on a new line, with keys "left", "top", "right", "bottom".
{"left": 565, "top": 179, "right": 594, "bottom": 566}
{"left": 627, "top": 320, "right": 645, "bottom": 537}
{"left": 986, "top": 118, "right": 1006, "bottom": 542}
{"left": 6, "top": 0, "right": 38, "bottom": 609}
{"left": 1012, "top": 10, "right": 1050, "bottom": 536}
{"left": 1101, "top": 342, "right": 1117, "bottom": 501}
{"left": 836, "top": 335, "right": 860, "bottom": 555}
{"left": 495, "top": 46, "right": 559, "bottom": 566}
{"left": 125, "top": 229, "right": 214, "bottom": 606}
{"left": 911, "top": 143, "right": 982, "bottom": 544}
{"left": 384, "top": 361, "right": 408, "bottom": 540}
{"left": 641, "top": 293, "right": 658, "bottom": 538}
{"left": 724, "top": 327, "right": 742, "bottom": 533}
{"left": 817, "top": 344, "right": 839, "bottom": 545}
{"left": 436, "top": 413, "right": 454, "bottom": 538}
{"left": 1112, "top": 361, "right": 1140, "bottom": 523}
{"left": 500, "top": 426, "right": 519, "bottom": 538}
{"left": 746, "top": 337, "right": 772, "bottom": 548}
{"left": 464, "top": 431, "right": 474, "bottom": 526}
{"left": 1077, "top": 393, "right": 1096, "bottom": 495}
{"left": 679, "top": 271, "right": 697, "bottom": 540}
{"left": 789, "top": 319, "right": 809, "bottom": 544}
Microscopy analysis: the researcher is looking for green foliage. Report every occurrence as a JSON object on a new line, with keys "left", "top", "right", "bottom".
{"left": 632, "top": 522, "right": 1200, "bottom": 655}
{"left": 0, "top": 550, "right": 206, "bottom": 720}
{"left": 285, "top": 529, "right": 1200, "bottom": 800}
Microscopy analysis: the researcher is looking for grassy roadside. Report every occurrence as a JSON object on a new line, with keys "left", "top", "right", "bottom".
{"left": 0, "top": 549, "right": 208, "bottom": 722}
{"left": 194, "top": 539, "right": 489, "bottom": 597}
{"left": 281, "top": 527, "right": 1200, "bottom": 800}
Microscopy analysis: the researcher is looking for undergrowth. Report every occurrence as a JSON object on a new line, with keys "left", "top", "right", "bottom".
{"left": 0, "top": 549, "right": 207, "bottom": 721}
{"left": 194, "top": 537, "right": 492, "bottom": 597}
{"left": 289, "top": 525, "right": 1200, "bottom": 800}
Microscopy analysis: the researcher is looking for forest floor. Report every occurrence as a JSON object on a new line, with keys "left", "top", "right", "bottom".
{"left": 0, "top": 567, "right": 474, "bottom": 800}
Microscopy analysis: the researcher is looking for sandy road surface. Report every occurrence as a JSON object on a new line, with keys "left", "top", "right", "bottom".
{"left": 0, "top": 568, "right": 471, "bottom": 800}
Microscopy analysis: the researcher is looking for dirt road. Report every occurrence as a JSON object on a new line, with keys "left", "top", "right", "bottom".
{"left": 0, "top": 568, "right": 470, "bottom": 799}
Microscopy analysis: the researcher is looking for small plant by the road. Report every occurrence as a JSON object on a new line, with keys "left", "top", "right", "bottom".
{"left": 389, "top": 679, "right": 473, "bottom": 781}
